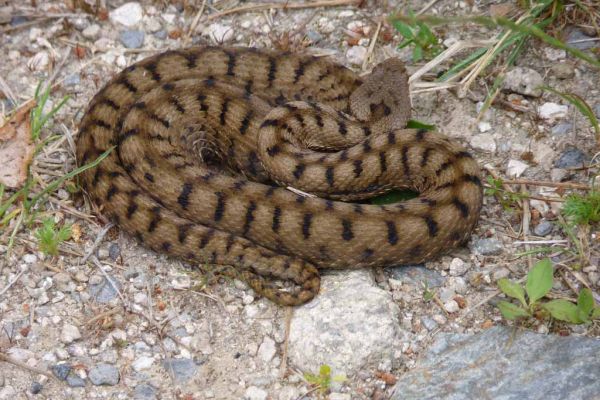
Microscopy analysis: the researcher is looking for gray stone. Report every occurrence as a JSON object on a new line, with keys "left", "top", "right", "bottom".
{"left": 162, "top": 358, "right": 197, "bottom": 383}
{"left": 388, "top": 265, "right": 445, "bottom": 288}
{"left": 89, "top": 363, "right": 120, "bottom": 386}
{"left": 154, "top": 30, "right": 167, "bottom": 40}
{"left": 420, "top": 317, "right": 438, "bottom": 331}
{"left": 472, "top": 238, "right": 503, "bottom": 255}
{"left": 134, "top": 383, "right": 157, "bottom": 400}
{"left": 10, "top": 16, "right": 28, "bottom": 26}
{"left": 595, "top": 103, "right": 600, "bottom": 119}
{"left": 89, "top": 274, "right": 121, "bottom": 303}
{"left": 120, "top": 30, "right": 145, "bottom": 48}
{"left": 245, "top": 386, "right": 268, "bottom": 400}
{"left": 109, "top": 2, "right": 143, "bottom": 27}
{"left": 66, "top": 374, "right": 86, "bottom": 387}
{"left": 51, "top": 363, "right": 71, "bottom": 381}
{"left": 306, "top": 30, "right": 322, "bottom": 43}
{"left": 64, "top": 73, "right": 81, "bottom": 86}
{"left": 108, "top": 243, "right": 121, "bottom": 261}
{"left": 391, "top": 326, "right": 600, "bottom": 400}
{"left": 30, "top": 382, "right": 43, "bottom": 394}
{"left": 550, "top": 63, "right": 575, "bottom": 79}
{"left": 551, "top": 122, "right": 572, "bottom": 136}
{"left": 534, "top": 220, "right": 554, "bottom": 236}
{"left": 566, "top": 28, "right": 598, "bottom": 50}
{"left": 503, "top": 67, "right": 544, "bottom": 97}
{"left": 288, "top": 270, "right": 406, "bottom": 377}
{"left": 555, "top": 148, "right": 586, "bottom": 168}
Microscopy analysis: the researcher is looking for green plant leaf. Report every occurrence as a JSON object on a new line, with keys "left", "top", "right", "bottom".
{"left": 497, "top": 278, "right": 527, "bottom": 308}
{"left": 577, "top": 288, "right": 595, "bottom": 317}
{"left": 497, "top": 301, "right": 530, "bottom": 320}
{"left": 543, "top": 299, "right": 583, "bottom": 324}
{"left": 525, "top": 258, "right": 553, "bottom": 305}
{"left": 406, "top": 120, "right": 436, "bottom": 131}
{"left": 319, "top": 364, "right": 331, "bottom": 377}
{"left": 591, "top": 307, "right": 600, "bottom": 319}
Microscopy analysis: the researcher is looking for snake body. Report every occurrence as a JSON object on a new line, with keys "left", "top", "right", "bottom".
{"left": 76, "top": 46, "right": 483, "bottom": 305}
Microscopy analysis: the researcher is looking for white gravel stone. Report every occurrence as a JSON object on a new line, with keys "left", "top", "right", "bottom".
{"left": 132, "top": 356, "right": 155, "bottom": 371}
{"left": 506, "top": 159, "right": 529, "bottom": 178}
{"left": 449, "top": 258, "right": 469, "bottom": 276}
{"left": 60, "top": 324, "right": 82, "bottom": 344}
{"left": 444, "top": 300, "right": 460, "bottom": 313}
{"left": 289, "top": 270, "right": 405, "bottom": 377}
{"left": 346, "top": 46, "right": 368, "bottom": 65}
{"left": 503, "top": 67, "right": 543, "bottom": 97}
{"left": 470, "top": 133, "right": 496, "bottom": 152}
{"left": 205, "top": 23, "right": 234, "bottom": 43}
{"left": 538, "top": 102, "right": 568, "bottom": 120}
{"left": 82, "top": 24, "right": 101, "bottom": 39}
{"left": 257, "top": 337, "right": 276, "bottom": 363}
{"left": 477, "top": 121, "right": 492, "bottom": 132}
{"left": 244, "top": 386, "right": 268, "bottom": 400}
{"left": 22, "top": 254, "right": 37, "bottom": 264}
{"left": 109, "top": 2, "right": 143, "bottom": 27}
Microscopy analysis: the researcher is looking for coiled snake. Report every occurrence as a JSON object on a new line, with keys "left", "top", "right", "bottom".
{"left": 76, "top": 46, "right": 483, "bottom": 306}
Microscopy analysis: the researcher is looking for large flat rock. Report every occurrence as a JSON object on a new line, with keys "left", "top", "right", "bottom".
{"left": 392, "top": 326, "right": 600, "bottom": 400}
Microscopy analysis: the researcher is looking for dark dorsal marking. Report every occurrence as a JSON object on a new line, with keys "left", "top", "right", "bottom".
{"left": 363, "top": 139, "right": 372, "bottom": 152}
{"left": 387, "top": 131, "right": 396, "bottom": 145}
{"left": 362, "top": 248, "right": 374, "bottom": 260}
{"left": 272, "top": 206, "right": 281, "bottom": 232}
{"left": 243, "top": 201, "right": 257, "bottom": 235}
{"left": 220, "top": 98, "right": 230, "bottom": 125}
{"left": 106, "top": 185, "right": 118, "bottom": 201}
{"left": 379, "top": 151, "right": 387, "bottom": 173}
{"left": 415, "top": 128, "right": 427, "bottom": 141}
{"left": 452, "top": 198, "right": 469, "bottom": 218}
{"left": 463, "top": 174, "right": 482, "bottom": 186}
{"left": 353, "top": 160, "right": 363, "bottom": 178}
{"left": 239, "top": 110, "right": 253, "bottom": 135}
{"left": 326, "top": 166, "right": 334, "bottom": 186}
{"left": 214, "top": 192, "right": 226, "bottom": 222}
{"left": 424, "top": 216, "right": 438, "bottom": 237}
{"left": 199, "top": 229, "right": 214, "bottom": 249}
{"left": 302, "top": 213, "right": 313, "bottom": 239}
{"left": 421, "top": 147, "right": 433, "bottom": 167}
{"left": 225, "top": 50, "right": 236, "bottom": 76}
{"left": 338, "top": 121, "right": 348, "bottom": 136}
{"left": 293, "top": 163, "right": 306, "bottom": 180}
{"left": 126, "top": 203, "right": 138, "bottom": 219}
{"left": 268, "top": 57, "right": 277, "bottom": 85}
{"left": 386, "top": 221, "right": 398, "bottom": 245}
{"left": 148, "top": 206, "right": 161, "bottom": 232}
{"left": 177, "top": 183, "right": 193, "bottom": 209}
{"left": 178, "top": 224, "right": 192, "bottom": 243}
{"left": 402, "top": 146, "right": 410, "bottom": 176}
{"left": 144, "top": 172, "right": 154, "bottom": 182}
{"left": 341, "top": 219, "right": 354, "bottom": 241}
{"left": 170, "top": 97, "right": 185, "bottom": 114}
{"left": 267, "top": 145, "right": 281, "bottom": 157}
{"left": 162, "top": 82, "right": 175, "bottom": 91}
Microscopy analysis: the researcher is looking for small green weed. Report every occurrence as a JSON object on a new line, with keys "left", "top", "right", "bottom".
{"left": 30, "top": 82, "right": 70, "bottom": 141}
{"left": 562, "top": 191, "right": 600, "bottom": 226}
{"left": 304, "top": 364, "right": 346, "bottom": 397}
{"left": 496, "top": 258, "right": 600, "bottom": 324}
{"left": 34, "top": 217, "right": 72, "bottom": 256}
{"left": 392, "top": 10, "right": 443, "bottom": 62}
{"left": 484, "top": 176, "right": 525, "bottom": 209}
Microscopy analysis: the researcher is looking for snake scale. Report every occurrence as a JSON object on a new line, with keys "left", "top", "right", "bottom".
{"left": 76, "top": 46, "right": 483, "bottom": 306}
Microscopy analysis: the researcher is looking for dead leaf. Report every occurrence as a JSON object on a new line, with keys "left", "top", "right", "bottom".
{"left": 0, "top": 102, "right": 36, "bottom": 188}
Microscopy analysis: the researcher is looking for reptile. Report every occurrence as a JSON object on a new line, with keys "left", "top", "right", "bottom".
{"left": 75, "top": 46, "right": 483, "bottom": 306}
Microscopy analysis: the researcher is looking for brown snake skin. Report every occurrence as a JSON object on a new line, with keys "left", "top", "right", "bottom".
{"left": 76, "top": 46, "right": 483, "bottom": 306}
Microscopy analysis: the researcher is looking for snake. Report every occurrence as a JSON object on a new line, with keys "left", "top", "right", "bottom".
{"left": 75, "top": 46, "right": 483, "bottom": 306}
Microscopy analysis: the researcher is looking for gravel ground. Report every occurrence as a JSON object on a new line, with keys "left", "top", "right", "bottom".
{"left": 0, "top": 1, "right": 599, "bottom": 399}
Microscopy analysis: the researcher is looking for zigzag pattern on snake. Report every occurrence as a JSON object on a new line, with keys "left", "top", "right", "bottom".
{"left": 75, "top": 46, "right": 483, "bottom": 306}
